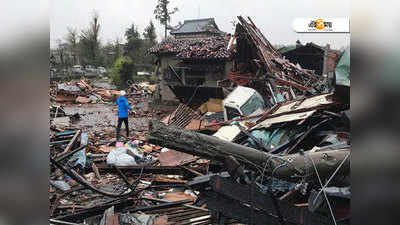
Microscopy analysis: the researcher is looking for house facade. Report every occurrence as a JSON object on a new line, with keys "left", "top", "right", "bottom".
{"left": 149, "top": 18, "right": 232, "bottom": 103}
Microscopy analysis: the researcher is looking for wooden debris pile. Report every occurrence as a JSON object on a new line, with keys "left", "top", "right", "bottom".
{"left": 227, "top": 16, "right": 330, "bottom": 104}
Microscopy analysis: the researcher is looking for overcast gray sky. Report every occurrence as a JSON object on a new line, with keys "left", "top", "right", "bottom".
{"left": 50, "top": 0, "right": 349, "bottom": 49}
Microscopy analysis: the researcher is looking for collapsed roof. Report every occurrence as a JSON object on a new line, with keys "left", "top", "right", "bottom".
{"left": 148, "top": 36, "right": 232, "bottom": 60}
{"left": 231, "top": 16, "right": 328, "bottom": 102}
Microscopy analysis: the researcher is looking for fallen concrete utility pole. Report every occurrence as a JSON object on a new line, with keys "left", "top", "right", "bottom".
{"left": 148, "top": 120, "right": 349, "bottom": 181}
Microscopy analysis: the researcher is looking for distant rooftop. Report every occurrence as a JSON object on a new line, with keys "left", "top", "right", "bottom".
{"left": 279, "top": 42, "right": 340, "bottom": 54}
{"left": 170, "top": 18, "right": 223, "bottom": 36}
{"left": 278, "top": 45, "right": 296, "bottom": 54}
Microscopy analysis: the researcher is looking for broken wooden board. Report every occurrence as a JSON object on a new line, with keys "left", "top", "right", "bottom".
{"left": 76, "top": 96, "right": 92, "bottom": 104}
{"left": 52, "top": 116, "right": 71, "bottom": 128}
{"left": 213, "top": 124, "right": 241, "bottom": 142}
{"left": 251, "top": 110, "right": 316, "bottom": 130}
{"left": 162, "top": 192, "right": 196, "bottom": 203}
{"left": 158, "top": 149, "right": 197, "bottom": 167}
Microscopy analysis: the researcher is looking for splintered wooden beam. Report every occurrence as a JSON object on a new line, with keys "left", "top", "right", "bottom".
{"left": 147, "top": 120, "right": 349, "bottom": 181}
{"left": 91, "top": 162, "right": 103, "bottom": 182}
{"left": 272, "top": 76, "right": 310, "bottom": 91}
{"left": 62, "top": 130, "right": 81, "bottom": 155}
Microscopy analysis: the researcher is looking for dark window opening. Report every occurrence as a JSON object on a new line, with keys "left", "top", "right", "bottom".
{"left": 225, "top": 106, "right": 241, "bottom": 121}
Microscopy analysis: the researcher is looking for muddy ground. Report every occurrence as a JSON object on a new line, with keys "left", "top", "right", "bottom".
{"left": 62, "top": 97, "right": 174, "bottom": 138}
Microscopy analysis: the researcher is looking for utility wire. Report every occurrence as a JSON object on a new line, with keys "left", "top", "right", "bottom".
{"left": 308, "top": 153, "right": 338, "bottom": 225}
{"left": 313, "top": 152, "right": 350, "bottom": 205}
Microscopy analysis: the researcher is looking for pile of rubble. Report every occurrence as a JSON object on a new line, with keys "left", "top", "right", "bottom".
{"left": 50, "top": 79, "right": 112, "bottom": 104}
{"left": 49, "top": 86, "right": 349, "bottom": 225}
{"left": 49, "top": 116, "right": 221, "bottom": 224}
{"left": 148, "top": 88, "right": 350, "bottom": 225}
{"left": 148, "top": 36, "right": 231, "bottom": 60}
{"left": 49, "top": 18, "right": 349, "bottom": 225}
{"left": 50, "top": 79, "right": 157, "bottom": 105}
{"left": 224, "top": 16, "right": 331, "bottom": 104}
{"left": 50, "top": 79, "right": 217, "bottom": 224}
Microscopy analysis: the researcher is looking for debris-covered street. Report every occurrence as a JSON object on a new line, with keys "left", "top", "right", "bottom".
{"left": 50, "top": 3, "right": 350, "bottom": 225}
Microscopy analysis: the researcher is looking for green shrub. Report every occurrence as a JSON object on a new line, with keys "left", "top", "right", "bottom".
{"left": 111, "top": 56, "right": 136, "bottom": 89}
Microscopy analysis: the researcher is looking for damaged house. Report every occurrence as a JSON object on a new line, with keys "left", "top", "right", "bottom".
{"left": 223, "top": 16, "right": 329, "bottom": 107}
{"left": 145, "top": 17, "right": 350, "bottom": 225}
{"left": 50, "top": 15, "right": 349, "bottom": 225}
{"left": 148, "top": 18, "right": 232, "bottom": 104}
{"left": 279, "top": 41, "right": 342, "bottom": 76}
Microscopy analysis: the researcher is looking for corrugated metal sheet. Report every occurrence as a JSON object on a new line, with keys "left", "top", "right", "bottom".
{"left": 162, "top": 104, "right": 202, "bottom": 128}
{"left": 274, "top": 93, "right": 332, "bottom": 114}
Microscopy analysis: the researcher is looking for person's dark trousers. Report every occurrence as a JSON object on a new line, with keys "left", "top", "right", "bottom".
{"left": 116, "top": 117, "right": 129, "bottom": 140}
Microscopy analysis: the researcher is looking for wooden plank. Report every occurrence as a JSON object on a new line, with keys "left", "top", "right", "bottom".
{"left": 272, "top": 76, "right": 310, "bottom": 91}
{"left": 62, "top": 130, "right": 81, "bottom": 154}
{"left": 180, "top": 166, "right": 204, "bottom": 176}
{"left": 91, "top": 162, "right": 103, "bottom": 182}
{"left": 105, "top": 214, "right": 119, "bottom": 225}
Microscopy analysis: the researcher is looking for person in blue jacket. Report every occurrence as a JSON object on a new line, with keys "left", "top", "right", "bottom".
{"left": 116, "top": 90, "right": 131, "bottom": 140}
